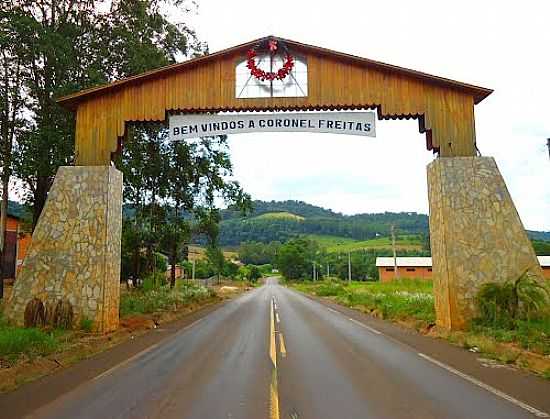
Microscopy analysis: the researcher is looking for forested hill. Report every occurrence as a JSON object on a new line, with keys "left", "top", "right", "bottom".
{"left": 5, "top": 199, "right": 550, "bottom": 249}
{"left": 219, "top": 200, "right": 550, "bottom": 247}
{"left": 219, "top": 200, "right": 430, "bottom": 246}
{"left": 221, "top": 200, "right": 339, "bottom": 220}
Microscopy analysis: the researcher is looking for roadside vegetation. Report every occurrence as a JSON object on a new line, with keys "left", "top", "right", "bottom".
{"left": 292, "top": 279, "right": 435, "bottom": 325}
{"left": 120, "top": 281, "right": 217, "bottom": 317}
{"left": 0, "top": 310, "right": 65, "bottom": 365}
{"left": 467, "top": 271, "right": 550, "bottom": 357}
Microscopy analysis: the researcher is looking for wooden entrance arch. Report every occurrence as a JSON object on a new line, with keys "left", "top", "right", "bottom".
{"left": 57, "top": 36, "right": 491, "bottom": 165}
{"left": 6, "top": 37, "right": 542, "bottom": 332}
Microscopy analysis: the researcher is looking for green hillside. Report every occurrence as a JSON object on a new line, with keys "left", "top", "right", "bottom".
{"left": 304, "top": 234, "right": 423, "bottom": 253}
{"left": 218, "top": 200, "right": 549, "bottom": 256}
{"left": 219, "top": 200, "right": 430, "bottom": 246}
{"left": 254, "top": 212, "right": 305, "bottom": 221}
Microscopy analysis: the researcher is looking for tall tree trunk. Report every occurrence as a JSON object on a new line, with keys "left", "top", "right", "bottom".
{"left": 170, "top": 251, "right": 176, "bottom": 289}
{"left": 0, "top": 175, "right": 7, "bottom": 299}
{"left": 32, "top": 176, "right": 50, "bottom": 232}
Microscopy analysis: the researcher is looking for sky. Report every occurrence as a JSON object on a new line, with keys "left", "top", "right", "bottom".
{"left": 184, "top": 0, "right": 550, "bottom": 230}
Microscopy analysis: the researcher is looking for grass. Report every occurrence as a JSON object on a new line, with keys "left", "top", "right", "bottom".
{"left": 304, "top": 234, "right": 423, "bottom": 253}
{"left": 79, "top": 318, "right": 94, "bottom": 333}
{"left": 0, "top": 283, "right": 217, "bottom": 363}
{"left": 187, "top": 244, "right": 237, "bottom": 261}
{"left": 120, "top": 283, "right": 216, "bottom": 317}
{"left": 0, "top": 311, "right": 64, "bottom": 363}
{"left": 292, "top": 279, "right": 435, "bottom": 324}
{"left": 254, "top": 212, "right": 305, "bottom": 221}
{"left": 469, "top": 315, "right": 550, "bottom": 356}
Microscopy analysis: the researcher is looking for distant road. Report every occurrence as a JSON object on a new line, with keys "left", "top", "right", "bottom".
{"left": 8, "top": 277, "right": 550, "bottom": 419}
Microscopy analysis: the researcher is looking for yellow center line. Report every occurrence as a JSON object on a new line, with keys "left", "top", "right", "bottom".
{"left": 270, "top": 299, "right": 277, "bottom": 368}
{"left": 279, "top": 333, "right": 287, "bottom": 358}
{"left": 270, "top": 369, "right": 280, "bottom": 419}
{"left": 269, "top": 298, "right": 280, "bottom": 419}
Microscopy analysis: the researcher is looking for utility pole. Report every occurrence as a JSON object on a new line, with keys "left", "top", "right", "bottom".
{"left": 327, "top": 263, "right": 330, "bottom": 279}
{"left": 391, "top": 224, "right": 399, "bottom": 279}
{"left": 348, "top": 251, "right": 352, "bottom": 283}
{"left": 313, "top": 262, "right": 316, "bottom": 281}
{"left": 192, "top": 259, "right": 196, "bottom": 281}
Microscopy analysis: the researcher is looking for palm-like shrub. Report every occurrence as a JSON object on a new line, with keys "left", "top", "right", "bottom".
{"left": 476, "top": 268, "right": 549, "bottom": 328}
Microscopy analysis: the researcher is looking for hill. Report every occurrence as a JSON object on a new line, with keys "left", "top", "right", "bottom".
{"left": 254, "top": 212, "right": 305, "bottom": 221}
{"left": 304, "top": 234, "right": 424, "bottom": 253}
{"left": 219, "top": 200, "right": 429, "bottom": 246}
{"left": 218, "top": 200, "right": 550, "bottom": 255}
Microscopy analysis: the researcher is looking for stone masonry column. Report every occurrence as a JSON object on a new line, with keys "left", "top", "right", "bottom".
{"left": 5, "top": 166, "right": 122, "bottom": 332}
{"left": 427, "top": 157, "right": 543, "bottom": 330}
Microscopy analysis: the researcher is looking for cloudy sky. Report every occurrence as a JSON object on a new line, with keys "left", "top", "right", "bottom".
{"left": 186, "top": 0, "right": 549, "bottom": 230}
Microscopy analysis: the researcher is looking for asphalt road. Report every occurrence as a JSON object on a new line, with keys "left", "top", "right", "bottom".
{"left": 19, "top": 277, "right": 550, "bottom": 419}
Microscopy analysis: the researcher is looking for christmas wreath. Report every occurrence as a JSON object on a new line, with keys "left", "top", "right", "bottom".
{"left": 246, "top": 39, "right": 295, "bottom": 82}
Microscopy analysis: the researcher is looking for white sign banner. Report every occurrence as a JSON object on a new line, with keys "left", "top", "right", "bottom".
{"left": 168, "top": 112, "right": 376, "bottom": 140}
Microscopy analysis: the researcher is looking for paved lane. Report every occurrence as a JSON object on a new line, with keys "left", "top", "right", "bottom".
{"left": 271, "top": 280, "right": 545, "bottom": 419}
{"left": 23, "top": 277, "right": 549, "bottom": 419}
{"left": 30, "top": 286, "right": 274, "bottom": 419}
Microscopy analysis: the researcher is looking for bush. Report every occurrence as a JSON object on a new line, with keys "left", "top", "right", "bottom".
{"left": 258, "top": 264, "right": 273, "bottom": 275}
{"left": 0, "top": 313, "right": 59, "bottom": 361}
{"left": 249, "top": 265, "right": 262, "bottom": 282}
{"left": 80, "top": 317, "right": 94, "bottom": 333}
{"left": 476, "top": 270, "right": 549, "bottom": 328}
{"left": 316, "top": 282, "right": 345, "bottom": 297}
{"left": 142, "top": 272, "right": 167, "bottom": 291}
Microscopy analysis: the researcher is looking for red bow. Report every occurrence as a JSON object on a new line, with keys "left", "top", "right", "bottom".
{"left": 268, "top": 39, "right": 278, "bottom": 52}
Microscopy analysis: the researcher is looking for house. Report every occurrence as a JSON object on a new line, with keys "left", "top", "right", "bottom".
{"left": 376, "top": 257, "right": 433, "bottom": 282}
{"left": 538, "top": 256, "right": 550, "bottom": 279}
{"left": 376, "top": 256, "right": 550, "bottom": 282}
{"left": 1, "top": 212, "right": 32, "bottom": 281}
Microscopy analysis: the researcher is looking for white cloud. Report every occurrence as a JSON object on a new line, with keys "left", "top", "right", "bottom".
{"left": 186, "top": 0, "right": 550, "bottom": 230}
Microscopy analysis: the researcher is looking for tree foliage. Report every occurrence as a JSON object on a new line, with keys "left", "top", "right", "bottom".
{"left": 2, "top": 0, "right": 205, "bottom": 229}
{"left": 276, "top": 238, "right": 319, "bottom": 280}
{"left": 119, "top": 126, "right": 250, "bottom": 284}
{"left": 218, "top": 200, "right": 430, "bottom": 246}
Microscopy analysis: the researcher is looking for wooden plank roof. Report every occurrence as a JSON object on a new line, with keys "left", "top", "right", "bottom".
{"left": 57, "top": 35, "right": 492, "bottom": 110}
{"left": 58, "top": 36, "right": 493, "bottom": 165}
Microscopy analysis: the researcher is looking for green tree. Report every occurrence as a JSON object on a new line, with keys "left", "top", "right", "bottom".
{"left": 277, "top": 238, "right": 318, "bottom": 280}
{"left": 160, "top": 216, "right": 190, "bottom": 288}
{"left": 0, "top": 10, "right": 28, "bottom": 298}
{"left": 6, "top": 0, "right": 204, "bottom": 229}
{"left": 206, "top": 244, "right": 225, "bottom": 284}
{"left": 248, "top": 265, "right": 262, "bottom": 283}
{"left": 223, "top": 261, "right": 239, "bottom": 279}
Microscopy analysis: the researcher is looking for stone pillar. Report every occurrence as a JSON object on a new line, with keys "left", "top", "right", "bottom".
{"left": 5, "top": 166, "right": 122, "bottom": 332}
{"left": 427, "top": 157, "right": 543, "bottom": 330}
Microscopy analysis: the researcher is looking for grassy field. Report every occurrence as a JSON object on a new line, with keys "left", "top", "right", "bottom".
{"left": 188, "top": 245, "right": 238, "bottom": 262}
{"left": 304, "top": 234, "right": 424, "bottom": 253}
{"left": 292, "top": 279, "right": 435, "bottom": 324}
{"left": 254, "top": 211, "right": 305, "bottom": 221}
{"left": 119, "top": 283, "right": 217, "bottom": 317}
